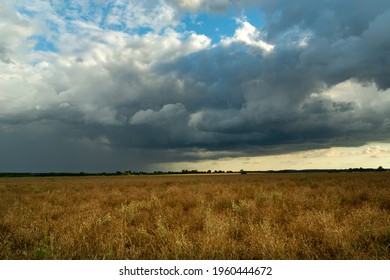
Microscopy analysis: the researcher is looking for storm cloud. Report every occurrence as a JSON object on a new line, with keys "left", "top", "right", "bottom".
{"left": 0, "top": 0, "right": 389, "bottom": 172}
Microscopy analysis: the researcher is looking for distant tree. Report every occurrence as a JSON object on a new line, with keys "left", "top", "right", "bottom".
{"left": 378, "top": 166, "right": 384, "bottom": 172}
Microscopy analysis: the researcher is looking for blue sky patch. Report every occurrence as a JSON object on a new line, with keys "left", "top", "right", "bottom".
{"left": 28, "top": 35, "right": 58, "bottom": 52}
{"left": 181, "top": 8, "right": 265, "bottom": 44}
{"left": 182, "top": 12, "right": 237, "bottom": 43}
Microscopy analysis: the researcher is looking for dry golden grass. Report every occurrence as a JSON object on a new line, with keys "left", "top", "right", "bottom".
{"left": 0, "top": 173, "right": 389, "bottom": 259}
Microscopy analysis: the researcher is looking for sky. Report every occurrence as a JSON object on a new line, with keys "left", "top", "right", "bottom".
{"left": 1, "top": 0, "right": 390, "bottom": 173}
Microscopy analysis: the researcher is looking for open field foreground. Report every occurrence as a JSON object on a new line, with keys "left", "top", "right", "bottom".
{"left": 0, "top": 173, "right": 389, "bottom": 260}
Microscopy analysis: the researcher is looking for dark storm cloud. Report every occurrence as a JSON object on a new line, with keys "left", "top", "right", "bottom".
{"left": 121, "top": 0, "right": 390, "bottom": 155}
{"left": 260, "top": 0, "right": 390, "bottom": 88}
{"left": 1, "top": 0, "right": 390, "bottom": 172}
{"left": 260, "top": 0, "right": 390, "bottom": 38}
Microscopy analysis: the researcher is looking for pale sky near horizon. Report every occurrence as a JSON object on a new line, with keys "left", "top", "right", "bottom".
{"left": 1, "top": 0, "right": 390, "bottom": 172}
{"left": 156, "top": 142, "right": 390, "bottom": 172}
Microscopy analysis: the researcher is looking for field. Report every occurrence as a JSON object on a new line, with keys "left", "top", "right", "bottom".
{"left": 0, "top": 173, "right": 389, "bottom": 260}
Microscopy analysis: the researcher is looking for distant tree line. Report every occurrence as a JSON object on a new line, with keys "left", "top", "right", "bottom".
{"left": 0, "top": 172, "right": 124, "bottom": 178}
{"left": 124, "top": 169, "right": 234, "bottom": 175}
{"left": 0, "top": 166, "right": 387, "bottom": 178}
{"left": 346, "top": 166, "right": 387, "bottom": 172}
